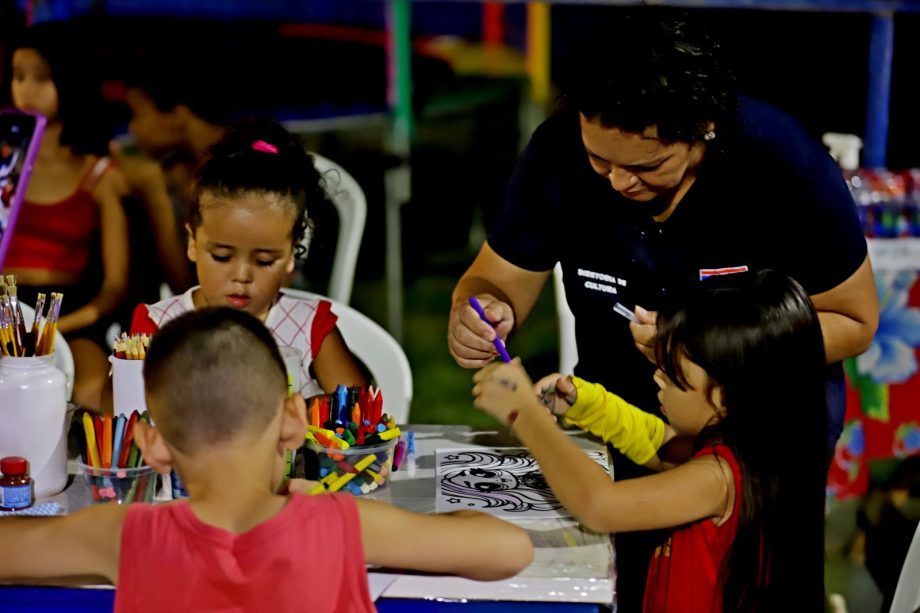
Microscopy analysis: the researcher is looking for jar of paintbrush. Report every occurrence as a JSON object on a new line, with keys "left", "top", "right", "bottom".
{"left": 0, "top": 278, "right": 68, "bottom": 498}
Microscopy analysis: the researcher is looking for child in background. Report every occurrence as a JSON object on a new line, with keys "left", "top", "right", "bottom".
{"left": 472, "top": 270, "right": 828, "bottom": 611}
{"left": 131, "top": 118, "right": 366, "bottom": 396}
{"left": 4, "top": 22, "right": 130, "bottom": 409}
{"left": 0, "top": 307, "right": 534, "bottom": 611}
{"left": 119, "top": 36, "right": 235, "bottom": 220}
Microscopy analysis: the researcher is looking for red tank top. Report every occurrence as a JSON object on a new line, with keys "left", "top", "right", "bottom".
{"left": 5, "top": 158, "right": 109, "bottom": 275}
{"left": 114, "top": 493, "right": 376, "bottom": 613}
{"left": 642, "top": 444, "right": 743, "bottom": 612}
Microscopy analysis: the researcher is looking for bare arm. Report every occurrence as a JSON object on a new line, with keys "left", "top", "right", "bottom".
{"left": 512, "top": 407, "right": 728, "bottom": 532}
{"left": 812, "top": 255, "right": 879, "bottom": 364}
{"left": 0, "top": 504, "right": 125, "bottom": 584}
{"left": 113, "top": 150, "right": 194, "bottom": 293}
{"left": 448, "top": 242, "right": 550, "bottom": 368}
{"left": 473, "top": 362, "right": 730, "bottom": 533}
{"left": 58, "top": 168, "right": 130, "bottom": 334}
{"left": 312, "top": 326, "right": 369, "bottom": 393}
{"left": 357, "top": 498, "right": 533, "bottom": 580}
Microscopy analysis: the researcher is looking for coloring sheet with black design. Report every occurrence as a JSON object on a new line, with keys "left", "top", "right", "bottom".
{"left": 435, "top": 447, "right": 610, "bottom": 519}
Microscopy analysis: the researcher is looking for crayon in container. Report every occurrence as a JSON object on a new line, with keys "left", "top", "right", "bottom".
{"left": 305, "top": 437, "right": 398, "bottom": 496}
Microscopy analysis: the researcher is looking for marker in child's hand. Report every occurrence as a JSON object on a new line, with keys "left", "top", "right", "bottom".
{"left": 613, "top": 302, "right": 638, "bottom": 323}
{"left": 468, "top": 297, "right": 512, "bottom": 363}
{"left": 539, "top": 384, "right": 557, "bottom": 411}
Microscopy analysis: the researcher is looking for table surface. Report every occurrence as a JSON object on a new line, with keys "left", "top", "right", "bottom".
{"left": 365, "top": 425, "right": 616, "bottom": 607}
{"left": 4, "top": 424, "right": 616, "bottom": 612}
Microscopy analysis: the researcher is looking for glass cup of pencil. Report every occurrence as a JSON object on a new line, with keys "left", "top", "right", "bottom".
{"left": 75, "top": 410, "right": 156, "bottom": 504}
{"left": 76, "top": 462, "right": 157, "bottom": 504}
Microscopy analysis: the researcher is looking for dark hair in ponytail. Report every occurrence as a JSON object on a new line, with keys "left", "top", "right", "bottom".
{"left": 192, "top": 118, "right": 326, "bottom": 249}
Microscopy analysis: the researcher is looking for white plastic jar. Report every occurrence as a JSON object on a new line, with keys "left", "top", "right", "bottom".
{"left": 0, "top": 354, "right": 68, "bottom": 498}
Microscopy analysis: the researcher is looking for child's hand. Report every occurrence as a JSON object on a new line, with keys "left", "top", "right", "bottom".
{"left": 533, "top": 373, "right": 578, "bottom": 416}
{"left": 472, "top": 358, "right": 537, "bottom": 424}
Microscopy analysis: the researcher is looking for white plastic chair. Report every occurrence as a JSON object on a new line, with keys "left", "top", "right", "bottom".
{"left": 304, "top": 153, "right": 368, "bottom": 305}
{"left": 280, "top": 288, "right": 413, "bottom": 424}
{"left": 554, "top": 262, "right": 579, "bottom": 375}
{"left": 17, "top": 302, "right": 74, "bottom": 401}
{"left": 890, "top": 520, "right": 920, "bottom": 613}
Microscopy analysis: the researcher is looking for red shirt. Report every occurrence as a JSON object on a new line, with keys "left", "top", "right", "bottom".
{"left": 5, "top": 159, "right": 109, "bottom": 275}
{"left": 5, "top": 186, "right": 98, "bottom": 275}
{"left": 115, "top": 493, "right": 375, "bottom": 613}
{"left": 643, "top": 444, "right": 742, "bottom": 612}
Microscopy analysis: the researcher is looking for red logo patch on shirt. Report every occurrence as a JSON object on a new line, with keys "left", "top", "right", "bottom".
{"left": 699, "top": 266, "right": 749, "bottom": 281}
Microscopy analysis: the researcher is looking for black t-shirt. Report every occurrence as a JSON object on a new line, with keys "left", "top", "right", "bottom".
{"left": 489, "top": 97, "right": 867, "bottom": 413}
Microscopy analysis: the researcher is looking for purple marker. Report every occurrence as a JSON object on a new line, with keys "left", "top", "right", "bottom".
{"left": 392, "top": 439, "right": 407, "bottom": 471}
{"left": 468, "top": 296, "right": 512, "bottom": 363}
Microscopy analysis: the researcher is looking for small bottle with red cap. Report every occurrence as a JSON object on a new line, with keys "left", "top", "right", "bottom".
{"left": 0, "top": 456, "right": 34, "bottom": 511}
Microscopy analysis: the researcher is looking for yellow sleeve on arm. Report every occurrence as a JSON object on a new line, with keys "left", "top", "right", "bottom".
{"left": 562, "top": 377, "right": 665, "bottom": 465}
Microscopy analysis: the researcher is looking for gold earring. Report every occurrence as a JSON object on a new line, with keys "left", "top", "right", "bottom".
{"left": 703, "top": 131, "right": 716, "bottom": 142}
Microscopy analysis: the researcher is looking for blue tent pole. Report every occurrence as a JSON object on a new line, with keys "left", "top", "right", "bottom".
{"left": 864, "top": 12, "right": 893, "bottom": 168}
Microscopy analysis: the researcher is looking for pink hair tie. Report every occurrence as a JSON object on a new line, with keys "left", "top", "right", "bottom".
{"left": 251, "top": 140, "right": 279, "bottom": 154}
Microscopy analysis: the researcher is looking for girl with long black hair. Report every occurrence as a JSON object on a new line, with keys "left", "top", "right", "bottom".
{"left": 473, "top": 269, "right": 828, "bottom": 611}
{"left": 5, "top": 21, "right": 130, "bottom": 409}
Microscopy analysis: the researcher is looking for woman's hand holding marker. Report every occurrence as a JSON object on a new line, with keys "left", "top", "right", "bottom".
{"left": 467, "top": 296, "right": 512, "bottom": 363}
{"left": 448, "top": 294, "right": 515, "bottom": 368}
{"left": 629, "top": 305, "right": 658, "bottom": 364}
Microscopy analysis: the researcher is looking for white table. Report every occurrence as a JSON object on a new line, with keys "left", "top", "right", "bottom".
{"left": 366, "top": 424, "right": 617, "bottom": 610}
{"left": 6, "top": 423, "right": 616, "bottom": 612}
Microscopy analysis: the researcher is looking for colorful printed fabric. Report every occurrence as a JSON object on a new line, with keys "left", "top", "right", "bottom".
{"left": 828, "top": 271, "right": 920, "bottom": 505}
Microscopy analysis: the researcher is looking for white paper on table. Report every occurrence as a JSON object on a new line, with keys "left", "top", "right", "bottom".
{"left": 366, "top": 572, "right": 400, "bottom": 601}
{"left": 435, "top": 447, "right": 609, "bottom": 519}
{"left": 382, "top": 574, "right": 614, "bottom": 604}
